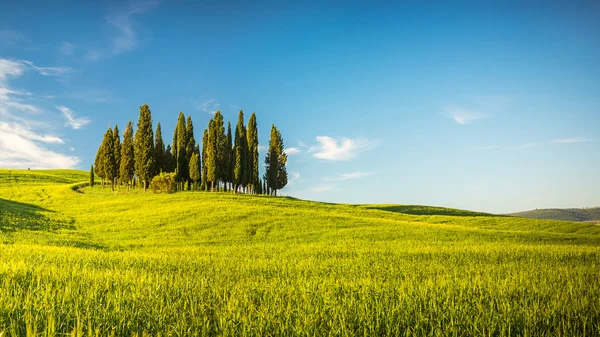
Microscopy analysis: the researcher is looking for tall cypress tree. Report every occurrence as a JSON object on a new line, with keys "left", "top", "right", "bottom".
{"left": 233, "top": 110, "right": 248, "bottom": 193}
{"left": 206, "top": 119, "right": 218, "bottom": 191}
{"left": 226, "top": 121, "right": 233, "bottom": 192}
{"left": 265, "top": 125, "right": 288, "bottom": 196}
{"left": 201, "top": 129, "right": 208, "bottom": 191}
{"left": 120, "top": 121, "right": 135, "bottom": 188}
{"left": 113, "top": 125, "right": 121, "bottom": 185}
{"left": 175, "top": 112, "right": 188, "bottom": 189}
{"left": 211, "top": 111, "right": 227, "bottom": 190}
{"left": 134, "top": 104, "right": 155, "bottom": 191}
{"left": 90, "top": 164, "right": 95, "bottom": 187}
{"left": 246, "top": 113, "right": 259, "bottom": 194}
{"left": 155, "top": 122, "right": 165, "bottom": 174}
{"left": 94, "top": 137, "right": 106, "bottom": 187}
{"left": 103, "top": 128, "right": 117, "bottom": 191}
{"left": 164, "top": 144, "right": 174, "bottom": 173}
{"left": 189, "top": 151, "right": 201, "bottom": 191}
{"left": 185, "top": 116, "right": 196, "bottom": 190}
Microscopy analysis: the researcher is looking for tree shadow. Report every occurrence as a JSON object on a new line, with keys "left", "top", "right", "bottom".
{"left": 366, "top": 205, "right": 506, "bottom": 217}
{"left": 0, "top": 198, "right": 75, "bottom": 232}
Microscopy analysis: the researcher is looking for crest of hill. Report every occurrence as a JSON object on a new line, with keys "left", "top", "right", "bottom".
{"left": 510, "top": 208, "right": 600, "bottom": 223}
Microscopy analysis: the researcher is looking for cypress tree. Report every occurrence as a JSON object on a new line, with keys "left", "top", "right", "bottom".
{"left": 155, "top": 122, "right": 165, "bottom": 174}
{"left": 90, "top": 164, "right": 95, "bottom": 187}
{"left": 201, "top": 129, "right": 208, "bottom": 191}
{"left": 265, "top": 125, "right": 288, "bottom": 196}
{"left": 206, "top": 119, "right": 217, "bottom": 191}
{"left": 164, "top": 144, "right": 174, "bottom": 173}
{"left": 94, "top": 138, "right": 106, "bottom": 187}
{"left": 186, "top": 116, "right": 196, "bottom": 190}
{"left": 225, "top": 121, "right": 233, "bottom": 192}
{"left": 120, "top": 121, "right": 135, "bottom": 188}
{"left": 175, "top": 112, "right": 188, "bottom": 190}
{"left": 134, "top": 104, "right": 155, "bottom": 191}
{"left": 233, "top": 110, "right": 248, "bottom": 193}
{"left": 212, "top": 111, "right": 227, "bottom": 190}
{"left": 103, "top": 128, "right": 117, "bottom": 191}
{"left": 246, "top": 113, "right": 259, "bottom": 194}
{"left": 189, "top": 152, "right": 201, "bottom": 191}
{"left": 113, "top": 125, "right": 121, "bottom": 185}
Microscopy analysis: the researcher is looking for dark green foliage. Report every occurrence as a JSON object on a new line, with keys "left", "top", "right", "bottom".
{"left": 150, "top": 172, "right": 177, "bottom": 193}
{"left": 103, "top": 128, "right": 117, "bottom": 190}
{"left": 206, "top": 119, "right": 218, "bottom": 191}
{"left": 175, "top": 112, "right": 188, "bottom": 188}
{"left": 134, "top": 104, "right": 156, "bottom": 191}
{"left": 201, "top": 129, "right": 208, "bottom": 191}
{"left": 233, "top": 111, "right": 248, "bottom": 192}
{"left": 265, "top": 125, "right": 287, "bottom": 196}
{"left": 89, "top": 165, "right": 94, "bottom": 187}
{"left": 120, "top": 121, "right": 135, "bottom": 187}
{"left": 94, "top": 139, "right": 105, "bottom": 185}
{"left": 212, "top": 111, "right": 228, "bottom": 188}
{"left": 189, "top": 152, "right": 201, "bottom": 190}
{"left": 226, "top": 121, "right": 233, "bottom": 190}
{"left": 247, "top": 113, "right": 259, "bottom": 194}
{"left": 185, "top": 116, "right": 196, "bottom": 190}
{"left": 155, "top": 122, "right": 165, "bottom": 174}
{"left": 113, "top": 125, "right": 121, "bottom": 183}
{"left": 164, "top": 144, "right": 175, "bottom": 173}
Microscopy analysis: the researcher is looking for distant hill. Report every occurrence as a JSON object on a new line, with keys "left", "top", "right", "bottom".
{"left": 510, "top": 207, "right": 600, "bottom": 223}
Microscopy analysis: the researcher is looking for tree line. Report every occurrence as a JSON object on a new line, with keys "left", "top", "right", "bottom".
{"left": 93, "top": 104, "right": 288, "bottom": 195}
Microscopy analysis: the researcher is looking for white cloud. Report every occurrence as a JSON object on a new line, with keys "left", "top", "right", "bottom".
{"left": 67, "top": 89, "right": 114, "bottom": 103}
{"left": 108, "top": 0, "right": 159, "bottom": 55}
{"left": 56, "top": 105, "right": 91, "bottom": 129}
{"left": 312, "top": 184, "right": 335, "bottom": 193}
{"left": 325, "top": 171, "right": 373, "bottom": 181}
{"left": 311, "top": 136, "right": 380, "bottom": 161}
{"left": 0, "top": 125, "right": 79, "bottom": 169}
{"left": 22, "top": 60, "right": 72, "bottom": 77}
{"left": 0, "top": 30, "right": 25, "bottom": 48}
{"left": 549, "top": 137, "right": 591, "bottom": 144}
{"left": 0, "top": 59, "right": 25, "bottom": 82}
{"left": 444, "top": 106, "right": 487, "bottom": 124}
{"left": 195, "top": 98, "right": 219, "bottom": 114}
{"left": 285, "top": 147, "right": 301, "bottom": 155}
{"left": 59, "top": 42, "right": 76, "bottom": 56}
{"left": 258, "top": 145, "right": 267, "bottom": 151}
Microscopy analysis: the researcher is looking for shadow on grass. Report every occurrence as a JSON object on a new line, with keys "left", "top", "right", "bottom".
{"left": 0, "top": 198, "right": 75, "bottom": 232}
{"left": 366, "top": 205, "right": 506, "bottom": 217}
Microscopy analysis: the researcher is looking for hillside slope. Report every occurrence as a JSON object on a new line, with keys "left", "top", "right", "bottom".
{"left": 510, "top": 207, "right": 600, "bottom": 223}
{"left": 0, "top": 169, "right": 599, "bottom": 336}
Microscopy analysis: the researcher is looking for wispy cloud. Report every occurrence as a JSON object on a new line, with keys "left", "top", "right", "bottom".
{"left": 549, "top": 137, "right": 592, "bottom": 144}
{"left": 56, "top": 106, "right": 91, "bottom": 129}
{"left": 66, "top": 89, "right": 114, "bottom": 103}
{"left": 312, "top": 184, "right": 335, "bottom": 193}
{"left": 325, "top": 171, "right": 374, "bottom": 181}
{"left": 444, "top": 106, "right": 487, "bottom": 124}
{"left": 285, "top": 147, "right": 301, "bottom": 155}
{"left": 195, "top": 98, "right": 220, "bottom": 114}
{"left": 22, "top": 60, "right": 73, "bottom": 77}
{"left": 59, "top": 42, "right": 76, "bottom": 56}
{"left": 310, "top": 136, "right": 380, "bottom": 161}
{"left": 0, "top": 58, "right": 80, "bottom": 168}
{"left": 108, "top": 0, "right": 159, "bottom": 55}
{"left": 0, "top": 123, "right": 79, "bottom": 169}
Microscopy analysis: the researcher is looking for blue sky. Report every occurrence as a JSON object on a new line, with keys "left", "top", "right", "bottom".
{"left": 1, "top": 0, "right": 599, "bottom": 213}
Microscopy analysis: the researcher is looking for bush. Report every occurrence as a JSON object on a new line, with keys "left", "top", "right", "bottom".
{"left": 151, "top": 173, "right": 177, "bottom": 193}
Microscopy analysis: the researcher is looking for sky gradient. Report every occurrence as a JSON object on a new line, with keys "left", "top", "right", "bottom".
{"left": 1, "top": 0, "right": 599, "bottom": 213}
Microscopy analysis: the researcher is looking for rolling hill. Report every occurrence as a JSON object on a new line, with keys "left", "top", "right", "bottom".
{"left": 0, "top": 169, "right": 599, "bottom": 336}
{"left": 510, "top": 207, "right": 600, "bottom": 223}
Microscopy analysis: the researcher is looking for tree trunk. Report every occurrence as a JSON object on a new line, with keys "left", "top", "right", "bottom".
{"left": 274, "top": 189, "right": 277, "bottom": 197}
{"left": 143, "top": 180, "right": 147, "bottom": 191}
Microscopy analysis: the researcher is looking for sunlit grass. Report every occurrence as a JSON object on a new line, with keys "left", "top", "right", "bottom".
{"left": 0, "top": 169, "right": 598, "bottom": 335}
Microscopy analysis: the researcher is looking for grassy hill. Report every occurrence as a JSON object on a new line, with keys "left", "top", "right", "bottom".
{"left": 510, "top": 207, "right": 600, "bottom": 223}
{"left": 0, "top": 169, "right": 599, "bottom": 336}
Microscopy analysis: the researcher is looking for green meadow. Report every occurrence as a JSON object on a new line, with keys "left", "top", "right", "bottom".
{"left": 0, "top": 169, "right": 599, "bottom": 336}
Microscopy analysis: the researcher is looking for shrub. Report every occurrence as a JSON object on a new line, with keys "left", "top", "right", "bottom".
{"left": 151, "top": 173, "right": 177, "bottom": 193}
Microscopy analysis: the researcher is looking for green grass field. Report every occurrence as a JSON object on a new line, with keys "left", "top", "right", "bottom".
{"left": 0, "top": 169, "right": 599, "bottom": 336}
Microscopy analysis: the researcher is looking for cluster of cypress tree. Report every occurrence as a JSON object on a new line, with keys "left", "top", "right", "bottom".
{"left": 92, "top": 104, "right": 288, "bottom": 195}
